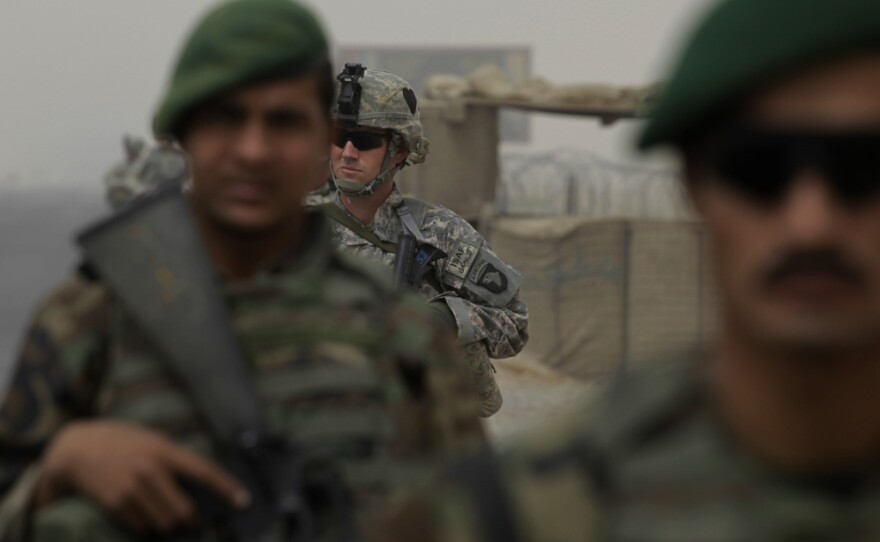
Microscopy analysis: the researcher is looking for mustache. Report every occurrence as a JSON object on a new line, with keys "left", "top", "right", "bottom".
{"left": 760, "top": 248, "right": 867, "bottom": 289}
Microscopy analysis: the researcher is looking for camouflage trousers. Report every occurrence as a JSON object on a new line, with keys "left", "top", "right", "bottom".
{"left": 34, "top": 499, "right": 138, "bottom": 542}
{"left": 460, "top": 342, "right": 502, "bottom": 418}
{"left": 33, "top": 497, "right": 275, "bottom": 542}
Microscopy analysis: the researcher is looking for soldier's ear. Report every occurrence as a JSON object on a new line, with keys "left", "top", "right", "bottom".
{"left": 392, "top": 144, "right": 408, "bottom": 166}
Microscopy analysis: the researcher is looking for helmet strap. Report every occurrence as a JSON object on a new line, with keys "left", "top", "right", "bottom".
{"left": 331, "top": 134, "right": 406, "bottom": 198}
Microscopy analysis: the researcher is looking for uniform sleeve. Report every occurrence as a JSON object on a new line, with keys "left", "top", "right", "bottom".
{"left": 444, "top": 290, "right": 528, "bottom": 359}
{"left": 437, "top": 233, "right": 529, "bottom": 359}
{"left": 458, "top": 342, "right": 502, "bottom": 418}
{"left": 384, "top": 293, "right": 487, "bottom": 459}
{"left": 0, "top": 277, "right": 109, "bottom": 542}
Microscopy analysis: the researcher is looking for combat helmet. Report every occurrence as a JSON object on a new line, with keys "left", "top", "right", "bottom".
{"left": 331, "top": 64, "right": 429, "bottom": 196}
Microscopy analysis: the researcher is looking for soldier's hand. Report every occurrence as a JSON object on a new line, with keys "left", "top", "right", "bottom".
{"left": 35, "top": 421, "right": 251, "bottom": 534}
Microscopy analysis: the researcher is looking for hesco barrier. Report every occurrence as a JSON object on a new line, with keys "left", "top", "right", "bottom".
{"left": 498, "top": 149, "right": 689, "bottom": 219}
{"left": 396, "top": 101, "right": 499, "bottom": 223}
{"left": 487, "top": 216, "right": 718, "bottom": 380}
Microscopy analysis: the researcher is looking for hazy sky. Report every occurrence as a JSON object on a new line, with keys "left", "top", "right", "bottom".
{"left": 0, "top": 0, "right": 712, "bottom": 187}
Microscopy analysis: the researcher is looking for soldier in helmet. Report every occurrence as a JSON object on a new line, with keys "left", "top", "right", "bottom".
{"left": 317, "top": 64, "right": 528, "bottom": 418}
{"left": 103, "top": 136, "right": 188, "bottom": 209}
{"left": 0, "top": 1, "right": 484, "bottom": 541}
{"left": 375, "top": 0, "right": 880, "bottom": 540}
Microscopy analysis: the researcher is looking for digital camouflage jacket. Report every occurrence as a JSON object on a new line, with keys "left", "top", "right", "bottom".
{"left": 0, "top": 213, "right": 485, "bottom": 542}
{"left": 324, "top": 187, "right": 529, "bottom": 417}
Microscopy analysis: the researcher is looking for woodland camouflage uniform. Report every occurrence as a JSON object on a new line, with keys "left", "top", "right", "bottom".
{"left": 0, "top": 215, "right": 484, "bottom": 542}
{"left": 0, "top": 1, "right": 484, "bottom": 540}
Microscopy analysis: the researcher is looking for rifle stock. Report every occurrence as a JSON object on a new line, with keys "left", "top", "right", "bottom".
{"left": 392, "top": 233, "right": 417, "bottom": 289}
{"left": 77, "top": 184, "right": 353, "bottom": 542}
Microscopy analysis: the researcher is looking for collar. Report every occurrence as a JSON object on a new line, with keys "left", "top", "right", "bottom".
{"left": 332, "top": 184, "right": 405, "bottom": 243}
{"left": 372, "top": 185, "right": 405, "bottom": 236}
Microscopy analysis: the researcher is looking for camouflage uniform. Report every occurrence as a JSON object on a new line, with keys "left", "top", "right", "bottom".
{"left": 324, "top": 68, "right": 528, "bottom": 417}
{"left": 0, "top": 212, "right": 485, "bottom": 542}
{"left": 326, "top": 188, "right": 526, "bottom": 418}
{"left": 103, "top": 137, "right": 188, "bottom": 209}
{"left": 385, "top": 359, "right": 880, "bottom": 542}
{"left": 304, "top": 180, "right": 337, "bottom": 207}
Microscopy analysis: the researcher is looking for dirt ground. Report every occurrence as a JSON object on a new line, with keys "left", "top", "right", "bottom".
{"left": 484, "top": 353, "right": 597, "bottom": 445}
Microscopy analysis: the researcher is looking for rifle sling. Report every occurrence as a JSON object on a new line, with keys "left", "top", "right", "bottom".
{"left": 78, "top": 186, "right": 267, "bottom": 442}
{"left": 319, "top": 203, "right": 398, "bottom": 253}
{"left": 82, "top": 187, "right": 357, "bottom": 541}
{"left": 396, "top": 203, "right": 427, "bottom": 244}
{"left": 319, "top": 202, "right": 446, "bottom": 293}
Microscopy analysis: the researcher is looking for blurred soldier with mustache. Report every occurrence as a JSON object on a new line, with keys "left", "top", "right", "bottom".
{"left": 374, "top": 0, "right": 880, "bottom": 540}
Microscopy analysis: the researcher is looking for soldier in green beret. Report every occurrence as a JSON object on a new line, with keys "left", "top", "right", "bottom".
{"left": 0, "top": 1, "right": 484, "bottom": 541}
{"left": 374, "top": 0, "right": 880, "bottom": 540}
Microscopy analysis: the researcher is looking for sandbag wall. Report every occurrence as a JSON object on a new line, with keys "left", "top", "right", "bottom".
{"left": 487, "top": 216, "right": 718, "bottom": 380}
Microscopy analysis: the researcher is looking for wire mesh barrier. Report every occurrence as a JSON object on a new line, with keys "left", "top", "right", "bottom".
{"left": 497, "top": 149, "right": 691, "bottom": 220}
{"left": 488, "top": 151, "right": 717, "bottom": 380}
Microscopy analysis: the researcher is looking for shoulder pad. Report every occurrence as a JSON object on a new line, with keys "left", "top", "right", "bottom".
{"left": 401, "top": 196, "right": 431, "bottom": 227}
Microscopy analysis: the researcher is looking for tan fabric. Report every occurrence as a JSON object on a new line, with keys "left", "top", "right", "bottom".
{"left": 448, "top": 64, "right": 656, "bottom": 110}
{"left": 466, "top": 65, "right": 515, "bottom": 99}
{"left": 487, "top": 216, "right": 716, "bottom": 380}
{"left": 459, "top": 342, "right": 502, "bottom": 418}
{"left": 423, "top": 75, "right": 470, "bottom": 100}
{"left": 508, "top": 77, "right": 554, "bottom": 101}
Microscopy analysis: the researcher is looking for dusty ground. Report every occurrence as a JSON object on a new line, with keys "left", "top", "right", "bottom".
{"left": 484, "top": 353, "right": 596, "bottom": 445}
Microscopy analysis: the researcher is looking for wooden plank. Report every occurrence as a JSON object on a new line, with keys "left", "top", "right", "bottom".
{"left": 460, "top": 97, "right": 648, "bottom": 123}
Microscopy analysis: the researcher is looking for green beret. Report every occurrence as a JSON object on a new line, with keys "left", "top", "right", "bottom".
{"left": 153, "top": 0, "right": 329, "bottom": 138}
{"left": 639, "top": 0, "right": 880, "bottom": 150}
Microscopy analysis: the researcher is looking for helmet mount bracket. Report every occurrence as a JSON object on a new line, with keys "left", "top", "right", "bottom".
{"left": 336, "top": 63, "right": 366, "bottom": 129}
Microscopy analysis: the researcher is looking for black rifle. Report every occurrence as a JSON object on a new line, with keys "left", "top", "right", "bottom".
{"left": 391, "top": 232, "right": 446, "bottom": 291}
{"left": 77, "top": 184, "right": 354, "bottom": 542}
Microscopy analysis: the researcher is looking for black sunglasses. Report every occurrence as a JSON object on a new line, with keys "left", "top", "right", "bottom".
{"left": 333, "top": 130, "right": 388, "bottom": 151}
{"left": 696, "top": 124, "right": 880, "bottom": 206}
